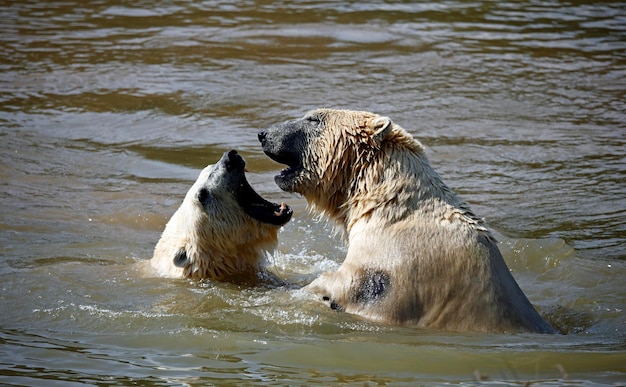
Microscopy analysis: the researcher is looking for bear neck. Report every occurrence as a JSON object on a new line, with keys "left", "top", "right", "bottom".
{"left": 336, "top": 148, "right": 491, "bottom": 239}
{"left": 172, "top": 208, "right": 277, "bottom": 282}
{"left": 184, "top": 244, "right": 266, "bottom": 282}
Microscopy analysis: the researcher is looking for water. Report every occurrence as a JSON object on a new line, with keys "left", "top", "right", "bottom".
{"left": 1, "top": 0, "right": 625, "bottom": 385}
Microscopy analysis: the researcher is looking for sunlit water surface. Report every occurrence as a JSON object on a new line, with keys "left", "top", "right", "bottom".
{"left": 1, "top": 1, "right": 625, "bottom": 385}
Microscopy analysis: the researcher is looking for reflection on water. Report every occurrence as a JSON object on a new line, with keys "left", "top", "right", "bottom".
{"left": 1, "top": 0, "right": 625, "bottom": 385}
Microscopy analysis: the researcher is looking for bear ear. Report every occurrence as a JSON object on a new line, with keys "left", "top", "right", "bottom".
{"left": 370, "top": 116, "right": 393, "bottom": 143}
{"left": 173, "top": 248, "right": 188, "bottom": 268}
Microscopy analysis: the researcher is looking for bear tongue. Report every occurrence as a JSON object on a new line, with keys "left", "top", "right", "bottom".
{"left": 274, "top": 202, "right": 289, "bottom": 217}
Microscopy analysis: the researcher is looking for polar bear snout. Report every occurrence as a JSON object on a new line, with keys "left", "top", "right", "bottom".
{"left": 258, "top": 118, "right": 310, "bottom": 163}
{"left": 222, "top": 149, "right": 245, "bottom": 172}
{"left": 258, "top": 124, "right": 307, "bottom": 193}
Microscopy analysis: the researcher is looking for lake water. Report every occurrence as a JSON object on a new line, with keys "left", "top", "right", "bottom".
{"left": 1, "top": 1, "right": 625, "bottom": 385}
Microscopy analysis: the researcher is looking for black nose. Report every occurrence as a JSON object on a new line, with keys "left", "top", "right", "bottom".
{"left": 224, "top": 149, "right": 244, "bottom": 172}
{"left": 258, "top": 130, "right": 267, "bottom": 144}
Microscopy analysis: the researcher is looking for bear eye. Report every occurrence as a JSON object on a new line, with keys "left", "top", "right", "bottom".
{"left": 306, "top": 115, "right": 321, "bottom": 124}
{"left": 197, "top": 188, "right": 211, "bottom": 206}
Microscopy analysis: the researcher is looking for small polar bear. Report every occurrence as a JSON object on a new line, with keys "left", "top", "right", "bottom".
{"left": 150, "top": 150, "right": 292, "bottom": 284}
{"left": 258, "top": 108, "right": 556, "bottom": 333}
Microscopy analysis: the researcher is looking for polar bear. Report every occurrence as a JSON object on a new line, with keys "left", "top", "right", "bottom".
{"left": 258, "top": 108, "right": 555, "bottom": 333}
{"left": 150, "top": 150, "right": 292, "bottom": 284}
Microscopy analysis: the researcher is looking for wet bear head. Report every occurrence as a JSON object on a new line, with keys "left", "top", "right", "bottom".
{"left": 258, "top": 108, "right": 423, "bottom": 217}
{"left": 151, "top": 150, "right": 292, "bottom": 282}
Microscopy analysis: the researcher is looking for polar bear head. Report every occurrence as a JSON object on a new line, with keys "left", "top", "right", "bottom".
{"left": 151, "top": 150, "right": 292, "bottom": 282}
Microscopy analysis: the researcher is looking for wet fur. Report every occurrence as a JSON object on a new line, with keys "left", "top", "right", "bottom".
{"left": 150, "top": 160, "right": 283, "bottom": 284}
{"left": 260, "top": 108, "right": 556, "bottom": 333}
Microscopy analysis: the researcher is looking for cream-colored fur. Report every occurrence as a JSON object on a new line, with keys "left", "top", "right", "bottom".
{"left": 260, "top": 109, "right": 555, "bottom": 333}
{"left": 150, "top": 151, "right": 290, "bottom": 284}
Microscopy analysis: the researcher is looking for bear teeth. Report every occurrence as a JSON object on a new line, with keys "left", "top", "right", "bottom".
{"left": 280, "top": 166, "right": 298, "bottom": 177}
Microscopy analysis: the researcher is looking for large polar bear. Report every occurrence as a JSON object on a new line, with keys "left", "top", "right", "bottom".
{"left": 258, "top": 108, "right": 555, "bottom": 333}
{"left": 150, "top": 150, "right": 292, "bottom": 284}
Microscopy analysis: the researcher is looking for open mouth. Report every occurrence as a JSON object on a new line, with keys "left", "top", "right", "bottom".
{"left": 262, "top": 150, "right": 303, "bottom": 189}
{"left": 225, "top": 150, "right": 293, "bottom": 226}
